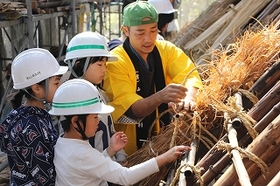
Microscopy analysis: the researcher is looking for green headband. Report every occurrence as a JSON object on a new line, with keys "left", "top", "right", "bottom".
{"left": 66, "top": 44, "right": 105, "bottom": 53}
{"left": 52, "top": 97, "right": 99, "bottom": 109}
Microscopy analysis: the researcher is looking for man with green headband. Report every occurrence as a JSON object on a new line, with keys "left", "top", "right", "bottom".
{"left": 103, "top": 0, "right": 203, "bottom": 155}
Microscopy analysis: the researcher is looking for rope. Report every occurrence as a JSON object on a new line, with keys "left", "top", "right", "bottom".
{"left": 216, "top": 141, "right": 268, "bottom": 174}
{"left": 169, "top": 163, "right": 204, "bottom": 186}
{"left": 214, "top": 95, "right": 258, "bottom": 139}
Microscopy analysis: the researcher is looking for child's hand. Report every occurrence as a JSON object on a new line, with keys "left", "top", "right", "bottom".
{"left": 107, "top": 131, "right": 128, "bottom": 156}
{"left": 156, "top": 145, "right": 191, "bottom": 167}
{"left": 163, "top": 145, "right": 191, "bottom": 163}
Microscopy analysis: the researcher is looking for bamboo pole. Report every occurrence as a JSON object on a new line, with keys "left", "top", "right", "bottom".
{"left": 249, "top": 61, "right": 280, "bottom": 99}
{"left": 192, "top": 137, "right": 227, "bottom": 185}
{"left": 252, "top": 155, "right": 280, "bottom": 186}
{"left": 184, "top": 138, "right": 198, "bottom": 178}
{"left": 178, "top": 138, "right": 198, "bottom": 185}
{"left": 226, "top": 122, "right": 252, "bottom": 186}
{"left": 251, "top": 0, "right": 280, "bottom": 29}
{"left": 194, "top": 69, "right": 279, "bottom": 179}
{"left": 248, "top": 80, "right": 280, "bottom": 122}
{"left": 184, "top": 0, "right": 247, "bottom": 51}
{"left": 165, "top": 162, "right": 178, "bottom": 186}
{"left": 78, "top": 4, "right": 86, "bottom": 32}
{"left": 239, "top": 101, "right": 280, "bottom": 147}
{"left": 194, "top": 152, "right": 229, "bottom": 186}
{"left": 195, "top": 101, "right": 280, "bottom": 186}
{"left": 178, "top": 153, "right": 188, "bottom": 186}
{"left": 214, "top": 115, "right": 280, "bottom": 185}
{"left": 232, "top": 92, "right": 244, "bottom": 129}
{"left": 174, "top": 0, "right": 238, "bottom": 48}
{"left": 210, "top": 0, "right": 271, "bottom": 49}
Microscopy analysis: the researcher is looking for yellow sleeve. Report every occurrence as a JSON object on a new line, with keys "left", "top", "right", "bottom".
{"left": 156, "top": 40, "right": 203, "bottom": 89}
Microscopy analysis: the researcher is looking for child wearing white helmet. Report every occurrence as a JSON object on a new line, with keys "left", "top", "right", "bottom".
{"left": 148, "top": 0, "right": 176, "bottom": 38}
{"left": 49, "top": 78, "right": 191, "bottom": 186}
{"left": 64, "top": 31, "right": 128, "bottom": 172}
{"left": 0, "top": 48, "right": 68, "bottom": 185}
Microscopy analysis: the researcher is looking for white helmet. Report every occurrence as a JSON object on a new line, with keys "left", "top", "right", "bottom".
{"left": 12, "top": 48, "right": 68, "bottom": 90}
{"left": 49, "top": 79, "right": 114, "bottom": 115}
{"left": 148, "top": 0, "right": 176, "bottom": 14}
{"left": 64, "top": 31, "right": 117, "bottom": 62}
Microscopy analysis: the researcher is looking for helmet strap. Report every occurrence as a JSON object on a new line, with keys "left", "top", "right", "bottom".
{"left": 68, "top": 57, "right": 90, "bottom": 79}
{"left": 23, "top": 88, "right": 43, "bottom": 102}
{"left": 68, "top": 59, "right": 79, "bottom": 78}
{"left": 82, "top": 57, "right": 91, "bottom": 78}
{"left": 22, "top": 78, "right": 49, "bottom": 107}
{"left": 74, "top": 121, "right": 88, "bottom": 140}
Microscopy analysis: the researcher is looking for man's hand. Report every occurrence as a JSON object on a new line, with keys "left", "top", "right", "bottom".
{"left": 168, "top": 86, "right": 199, "bottom": 112}
{"left": 158, "top": 84, "right": 188, "bottom": 104}
{"left": 176, "top": 97, "right": 196, "bottom": 112}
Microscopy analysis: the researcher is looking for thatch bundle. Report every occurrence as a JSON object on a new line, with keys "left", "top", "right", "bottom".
{"left": 125, "top": 23, "right": 280, "bottom": 185}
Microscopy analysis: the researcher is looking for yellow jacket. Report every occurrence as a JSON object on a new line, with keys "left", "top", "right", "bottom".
{"left": 103, "top": 40, "right": 202, "bottom": 155}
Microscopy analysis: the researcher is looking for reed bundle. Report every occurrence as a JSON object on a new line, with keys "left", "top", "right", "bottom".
{"left": 125, "top": 25, "right": 280, "bottom": 185}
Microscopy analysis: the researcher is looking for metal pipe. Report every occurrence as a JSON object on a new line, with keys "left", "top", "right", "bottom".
{"left": 26, "top": 0, "right": 34, "bottom": 48}
{"left": 70, "top": 0, "right": 76, "bottom": 35}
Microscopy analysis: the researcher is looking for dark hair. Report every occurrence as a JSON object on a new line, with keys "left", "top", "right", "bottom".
{"left": 69, "top": 57, "right": 108, "bottom": 89}
{"left": 158, "top": 13, "right": 174, "bottom": 36}
{"left": 10, "top": 80, "right": 46, "bottom": 109}
{"left": 62, "top": 114, "right": 88, "bottom": 132}
{"left": 69, "top": 57, "right": 106, "bottom": 79}
{"left": 122, "top": 0, "right": 136, "bottom": 13}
